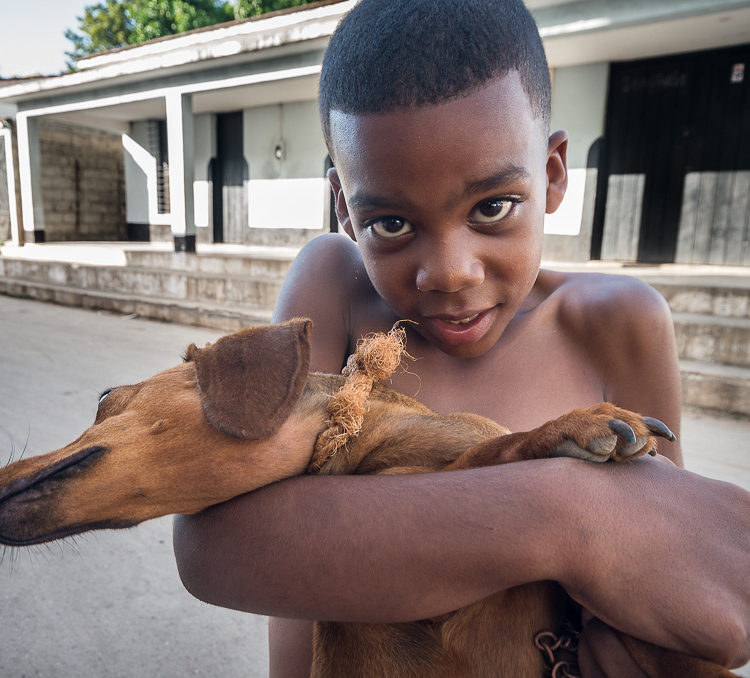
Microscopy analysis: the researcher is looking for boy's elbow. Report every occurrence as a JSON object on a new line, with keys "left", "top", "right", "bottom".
{"left": 695, "top": 610, "right": 750, "bottom": 669}
{"left": 172, "top": 513, "right": 221, "bottom": 606}
{"left": 723, "top": 616, "right": 750, "bottom": 669}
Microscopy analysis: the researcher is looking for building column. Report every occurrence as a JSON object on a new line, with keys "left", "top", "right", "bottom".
{"left": 0, "top": 122, "right": 21, "bottom": 246}
{"left": 165, "top": 91, "right": 195, "bottom": 253}
{"left": 16, "top": 114, "right": 45, "bottom": 243}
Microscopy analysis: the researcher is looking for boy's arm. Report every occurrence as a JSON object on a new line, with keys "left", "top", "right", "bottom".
{"left": 174, "top": 458, "right": 750, "bottom": 665}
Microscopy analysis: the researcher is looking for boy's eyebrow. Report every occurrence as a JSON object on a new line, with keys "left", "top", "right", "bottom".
{"left": 347, "top": 193, "right": 402, "bottom": 211}
{"left": 463, "top": 165, "right": 530, "bottom": 197}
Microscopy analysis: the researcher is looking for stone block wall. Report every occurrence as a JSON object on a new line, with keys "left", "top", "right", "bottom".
{"left": 39, "top": 120, "right": 126, "bottom": 241}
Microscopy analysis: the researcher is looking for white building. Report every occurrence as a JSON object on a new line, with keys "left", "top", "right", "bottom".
{"left": 0, "top": 0, "right": 749, "bottom": 264}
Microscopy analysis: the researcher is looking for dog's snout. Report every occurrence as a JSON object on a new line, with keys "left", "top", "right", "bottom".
{"left": 0, "top": 446, "right": 110, "bottom": 546}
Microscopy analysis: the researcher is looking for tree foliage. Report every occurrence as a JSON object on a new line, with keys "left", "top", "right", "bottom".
{"left": 234, "top": 0, "right": 316, "bottom": 20}
{"left": 65, "top": 0, "right": 317, "bottom": 66}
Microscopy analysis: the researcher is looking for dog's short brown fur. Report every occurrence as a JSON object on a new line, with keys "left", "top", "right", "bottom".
{"left": 0, "top": 320, "right": 736, "bottom": 677}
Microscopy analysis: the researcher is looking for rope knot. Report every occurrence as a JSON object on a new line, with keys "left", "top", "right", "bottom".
{"left": 308, "top": 324, "right": 407, "bottom": 474}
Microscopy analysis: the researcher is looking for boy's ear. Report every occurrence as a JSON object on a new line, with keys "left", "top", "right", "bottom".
{"left": 327, "top": 167, "right": 356, "bottom": 241}
{"left": 545, "top": 130, "right": 568, "bottom": 214}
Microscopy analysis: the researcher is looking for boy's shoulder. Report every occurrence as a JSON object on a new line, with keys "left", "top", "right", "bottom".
{"left": 534, "top": 268, "right": 678, "bottom": 413}
{"left": 273, "top": 233, "right": 389, "bottom": 372}
{"left": 536, "top": 268, "right": 669, "bottom": 324}
{"left": 535, "top": 267, "right": 672, "bottom": 355}
{"left": 280, "top": 232, "right": 377, "bottom": 314}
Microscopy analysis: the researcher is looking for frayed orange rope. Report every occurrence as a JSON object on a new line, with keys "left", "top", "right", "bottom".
{"left": 308, "top": 324, "right": 408, "bottom": 473}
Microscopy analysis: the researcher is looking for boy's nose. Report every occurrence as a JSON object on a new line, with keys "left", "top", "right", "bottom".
{"left": 415, "top": 240, "right": 485, "bottom": 293}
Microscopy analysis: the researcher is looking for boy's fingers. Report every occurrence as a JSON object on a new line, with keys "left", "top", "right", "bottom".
{"left": 577, "top": 633, "right": 606, "bottom": 678}
{"left": 579, "top": 617, "right": 649, "bottom": 678}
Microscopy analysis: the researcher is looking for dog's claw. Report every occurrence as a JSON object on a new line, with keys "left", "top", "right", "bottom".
{"left": 608, "top": 419, "right": 636, "bottom": 444}
{"left": 642, "top": 417, "right": 676, "bottom": 442}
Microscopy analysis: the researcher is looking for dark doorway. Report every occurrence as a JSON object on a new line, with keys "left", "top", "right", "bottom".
{"left": 594, "top": 44, "right": 750, "bottom": 264}
{"left": 212, "top": 112, "right": 249, "bottom": 244}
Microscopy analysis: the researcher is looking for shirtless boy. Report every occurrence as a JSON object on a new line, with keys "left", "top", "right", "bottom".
{"left": 174, "top": 0, "right": 750, "bottom": 675}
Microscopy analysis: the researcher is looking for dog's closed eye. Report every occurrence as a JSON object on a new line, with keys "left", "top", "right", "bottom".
{"left": 98, "top": 389, "right": 114, "bottom": 406}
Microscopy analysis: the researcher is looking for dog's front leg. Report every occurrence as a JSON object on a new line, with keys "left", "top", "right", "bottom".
{"left": 444, "top": 403, "right": 675, "bottom": 471}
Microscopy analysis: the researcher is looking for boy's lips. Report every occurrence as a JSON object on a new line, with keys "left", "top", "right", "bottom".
{"left": 422, "top": 308, "right": 496, "bottom": 346}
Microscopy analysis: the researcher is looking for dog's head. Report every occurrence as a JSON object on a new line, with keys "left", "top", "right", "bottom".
{"left": 0, "top": 319, "right": 318, "bottom": 546}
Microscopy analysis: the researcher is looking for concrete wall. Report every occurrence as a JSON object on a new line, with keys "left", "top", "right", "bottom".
{"left": 543, "top": 62, "right": 609, "bottom": 262}
{"left": 39, "top": 120, "right": 126, "bottom": 241}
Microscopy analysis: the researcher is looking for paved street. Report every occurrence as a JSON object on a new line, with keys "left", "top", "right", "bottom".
{"left": 0, "top": 296, "right": 265, "bottom": 678}
{"left": 0, "top": 295, "right": 748, "bottom": 677}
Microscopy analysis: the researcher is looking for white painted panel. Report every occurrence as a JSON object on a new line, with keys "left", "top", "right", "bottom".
{"left": 544, "top": 167, "right": 585, "bottom": 235}
{"left": 123, "top": 133, "right": 153, "bottom": 224}
{"left": 193, "top": 180, "right": 210, "bottom": 228}
{"left": 248, "top": 178, "right": 325, "bottom": 229}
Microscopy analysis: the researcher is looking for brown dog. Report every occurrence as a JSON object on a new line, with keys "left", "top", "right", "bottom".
{"left": 0, "top": 319, "right": 736, "bottom": 677}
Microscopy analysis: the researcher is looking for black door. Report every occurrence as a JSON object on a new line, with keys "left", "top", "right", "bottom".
{"left": 212, "top": 112, "right": 249, "bottom": 244}
{"left": 594, "top": 44, "right": 750, "bottom": 264}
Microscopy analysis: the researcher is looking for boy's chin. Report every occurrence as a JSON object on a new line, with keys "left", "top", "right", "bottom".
{"left": 418, "top": 325, "right": 506, "bottom": 359}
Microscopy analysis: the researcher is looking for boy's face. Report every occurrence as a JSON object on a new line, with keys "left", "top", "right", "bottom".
{"left": 328, "top": 72, "right": 567, "bottom": 359}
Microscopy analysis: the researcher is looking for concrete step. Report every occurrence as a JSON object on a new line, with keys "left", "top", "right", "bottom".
{"left": 123, "top": 246, "right": 298, "bottom": 279}
{"left": 0, "top": 258, "right": 284, "bottom": 308}
{"left": 0, "top": 276, "right": 271, "bottom": 331}
{"left": 650, "top": 281, "right": 750, "bottom": 319}
{"left": 673, "top": 312, "right": 750, "bottom": 369}
{"left": 680, "top": 360, "right": 750, "bottom": 418}
{"left": 244, "top": 226, "right": 327, "bottom": 248}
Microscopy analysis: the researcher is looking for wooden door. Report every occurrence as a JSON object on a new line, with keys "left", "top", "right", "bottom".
{"left": 594, "top": 44, "right": 750, "bottom": 264}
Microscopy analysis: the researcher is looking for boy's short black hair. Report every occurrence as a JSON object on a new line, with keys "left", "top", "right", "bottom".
{"left": 319, "top": 0, "right": 551, "bottom": 152}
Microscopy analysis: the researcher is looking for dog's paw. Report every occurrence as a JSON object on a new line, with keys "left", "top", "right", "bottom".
{"left": 549, "top": 403, "right": 675, "bottom": 463}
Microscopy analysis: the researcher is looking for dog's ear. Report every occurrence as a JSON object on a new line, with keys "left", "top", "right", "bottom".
{"left": 189, "top": 318, "right": 312, "bottom": 439}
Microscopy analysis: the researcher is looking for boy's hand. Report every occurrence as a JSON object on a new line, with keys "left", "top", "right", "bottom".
{"left": 578, "top": 616, "right": 649, "bottom": 678}
{"left": 556, "top": 456, "right": 750, "bottom": 668}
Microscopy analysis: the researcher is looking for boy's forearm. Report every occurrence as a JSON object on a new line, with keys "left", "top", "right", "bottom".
{"left": 173, "top": 458, "right": 750, "bottom": 666}
{"left": 173, "top": 459, "right": 567, "bottom": 621}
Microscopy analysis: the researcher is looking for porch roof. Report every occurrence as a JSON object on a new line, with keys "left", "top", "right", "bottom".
{"left": 0, "top": 0, "right": 748, "bottom": 118}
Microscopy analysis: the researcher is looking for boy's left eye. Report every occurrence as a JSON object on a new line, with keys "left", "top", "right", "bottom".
{"left": 369, "top": 217, "right": 414, "bottom": 238}
{"left": 470, "top": 198, "right": 514, "bottom": 224}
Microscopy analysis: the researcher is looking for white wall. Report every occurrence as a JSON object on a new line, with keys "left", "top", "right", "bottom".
{"left": 244, "top": 100, "right": 328, "bottom": 229}
{"left": 123, "top": 120, "right": 170, "bottom": 227}
{"left": 545, "top": 62, "right": 608, "bottom": 238}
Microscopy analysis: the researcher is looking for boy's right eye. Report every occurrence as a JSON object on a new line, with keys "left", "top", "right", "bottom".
{"left": 368, "top": 217, "right": 414, "bottom": 239}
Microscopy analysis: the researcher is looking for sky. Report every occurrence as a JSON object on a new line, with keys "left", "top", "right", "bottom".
{"left": 0, "top": 0, "right": 92, "bottom": 77}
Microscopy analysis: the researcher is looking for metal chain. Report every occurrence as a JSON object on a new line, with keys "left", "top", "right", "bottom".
{"left": 534, "top": 626, "right": 582, "bottom": 678}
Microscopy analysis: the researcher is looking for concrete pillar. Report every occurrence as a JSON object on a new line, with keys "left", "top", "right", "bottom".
{"left": 165, "top": 91, "right": 195, "bottom": 252}
{"left": 16, "top": 114, "right": 45, "bottom": 242}
{"left": 0, "top": 123, "right": 21, "bottom": 246}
